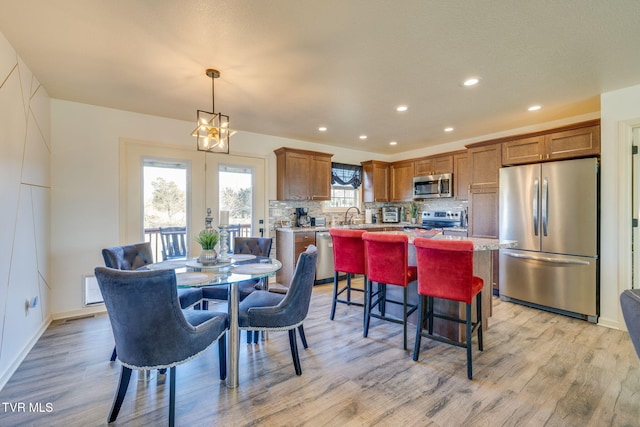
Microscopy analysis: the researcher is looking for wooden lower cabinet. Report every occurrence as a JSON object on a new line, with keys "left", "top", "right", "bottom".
{"left": 276, "top": 230, "right": 316, "bottom": 286}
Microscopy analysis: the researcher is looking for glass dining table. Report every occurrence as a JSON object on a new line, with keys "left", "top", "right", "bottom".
{"left": 148, "top": 255, "right": 282, "bottom": 388}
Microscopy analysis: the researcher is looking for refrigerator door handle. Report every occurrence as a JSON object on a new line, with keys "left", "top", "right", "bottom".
{"left": 542, "top": 177, "right": 549, "bottom": 236}
{"left": 533, "top": 178, "right": 539, "bottom": 236}
{"left": 504, "top": 251, "right": 591, "bottom": 266}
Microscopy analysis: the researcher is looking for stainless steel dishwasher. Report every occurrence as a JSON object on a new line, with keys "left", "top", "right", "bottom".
{"left": 314, "top": 231, "right": 335, "bottom": 284}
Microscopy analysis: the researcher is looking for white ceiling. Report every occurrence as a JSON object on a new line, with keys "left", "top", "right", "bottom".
{"left": 1, "top": 0, "right": 639, "bottom": 154}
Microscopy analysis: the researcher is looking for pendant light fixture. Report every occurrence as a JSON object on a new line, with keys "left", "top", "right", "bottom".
{"left": 192, "top": 68, "right": 235, "bottom": 154}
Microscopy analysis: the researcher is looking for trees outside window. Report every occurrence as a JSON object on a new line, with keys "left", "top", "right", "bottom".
{"left": 144, "top": 163, "right": 187, "bottom": 229}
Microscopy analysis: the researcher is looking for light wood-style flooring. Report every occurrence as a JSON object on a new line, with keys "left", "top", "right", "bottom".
{"left": 1, "top": 278, "right": 639, "bottom": 426}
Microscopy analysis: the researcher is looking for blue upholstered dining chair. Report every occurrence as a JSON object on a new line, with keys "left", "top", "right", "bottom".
{"left": 95, "top": 267, "right": 228, "bottom": 426}
{"left": 237, "top": 245, "right": 317, "bottom": 375}
{"left": 202, "top": 237, "right": 273, "bottom": 343}
{"left": 620, "top": 289, "right": 640, "bottom": 359}
{"left": 101, "top": 242, "right": 203, "bottom": 361}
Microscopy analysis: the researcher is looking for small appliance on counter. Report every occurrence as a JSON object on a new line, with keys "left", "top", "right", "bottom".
{"left": 295, "top": 207, "right": 310, "bottom": 227}
{"left": 310, "top": 217, "right": 326, "bottom": 227}
{"left": 382, "top": 206, "right": 400, "bottom": 223}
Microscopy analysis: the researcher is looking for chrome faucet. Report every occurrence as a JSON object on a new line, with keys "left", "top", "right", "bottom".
{"left": 344, "top": 206, "right": 361, "bottom": 225}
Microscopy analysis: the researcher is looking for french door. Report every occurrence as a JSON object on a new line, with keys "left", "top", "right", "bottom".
{"left": 204, "top": 153, "right": 266, "bottom": 237}
{"left": 121, "top": 139, "right": 267, "bottom": 259}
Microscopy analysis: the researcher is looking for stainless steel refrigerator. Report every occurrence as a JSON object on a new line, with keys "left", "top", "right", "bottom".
{"left": 499, "top": 157, "right": 599, "bottom": 322}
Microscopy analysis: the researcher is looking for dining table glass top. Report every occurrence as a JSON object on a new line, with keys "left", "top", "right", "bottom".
{"left": 147, "top": 256, "right": 282, "bottom": 288}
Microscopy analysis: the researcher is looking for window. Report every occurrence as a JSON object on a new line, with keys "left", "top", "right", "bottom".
{"left": 325, "top": 185, "right": 360, "bottom": 210}
{"left": 219, "top": 164, "right": 253, "bottom": 234}
{"left": 143, "top": 159, "right": 188, "bottom": 261}
{"left": 324, "top": 163, "right": 362, "bottom": 211}
{"left": 143, "top": 160, "right": 187, "bottom": 229}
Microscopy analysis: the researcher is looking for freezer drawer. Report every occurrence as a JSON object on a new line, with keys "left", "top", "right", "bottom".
{"left": 499, "top": 249, "right": 598, "bottom": 319}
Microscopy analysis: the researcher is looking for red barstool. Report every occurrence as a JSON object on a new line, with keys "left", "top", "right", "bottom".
{"left": 413, "top": 237, "right": 484, "bottom": 379}
{"left": 329, "top": 229, "right": 366, "bottom": 321}
{"left": 362, "top": 232, "right": 418, "bottom": 350}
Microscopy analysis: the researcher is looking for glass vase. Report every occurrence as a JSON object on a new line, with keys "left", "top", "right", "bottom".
{"left": 198, "top": 249, "right": 218, "bottom": 266}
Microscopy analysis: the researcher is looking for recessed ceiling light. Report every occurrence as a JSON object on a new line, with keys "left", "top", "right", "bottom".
{"left": 318, "top": 126, "right": 327, "bottom": 132}
{"left": 462, "top": 77, "right": 480, "bottom": 87}
{"left": 528, "top": 105, "right": 542, "bottom": 111}
{"left": 396, "top": 105, "right": 408, "bottom": 112}
{"left": 389, "top": 141, "right": 398, "bottom": 146}
{"left": 444, "top": 127, "right": 454, "bottom": 132}
{"left": 359, "top": 135, "right": 367, "bottom": 140}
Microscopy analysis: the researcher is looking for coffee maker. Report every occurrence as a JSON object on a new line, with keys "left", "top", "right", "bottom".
{"left": 295, "top": 207, "right": 310, "bottom": 227}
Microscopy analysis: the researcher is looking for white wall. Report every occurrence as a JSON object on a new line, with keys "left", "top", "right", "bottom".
{"left": 0, "top": 32, "right": 51, "bottom": 389}
{"left": 599, "top": 84, "right": 640, "bottom": 329}
{"left": 50, "top": 100, "right": 382, "bottom": 318}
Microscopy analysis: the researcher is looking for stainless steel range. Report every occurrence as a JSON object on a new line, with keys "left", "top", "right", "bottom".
{"left": 421, "top": 210, "right": 464, "bottom": 229}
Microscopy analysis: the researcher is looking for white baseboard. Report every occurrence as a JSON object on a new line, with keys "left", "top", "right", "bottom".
{"left": 51, "top": 304, "right": 107, "bottom": 321}
{"left": 597, "top": 316, "right": 621, "bottom": 330}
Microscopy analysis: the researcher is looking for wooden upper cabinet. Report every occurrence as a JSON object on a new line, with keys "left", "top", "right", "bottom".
{"left": 361, "top": 160, "right": 389, "bottom": 203}
{"left": 468, "top": 143, "right": 502, "bottom": 190}
{"left": 275, "top": 147, "right": 333, "bottom": 201}
{"left": 453, "top": 152, "right": 469, "bottom": 200}
{"left": 390, "top": 161, "right": 415, "bottom": 201}
{"left": 309, "top": 154, "right": 332, "bottom": 200}
{"left": 467, "top": 143, "right": 501, "bottom": 239}
{"left": 546, "top": 125, "right": 600, "bottom": 161}
{"left": 502, "top": 135, "right": 546, "bottom": 165}
{"left": 414, "top": 154, "right": 453, "bottom": 176}
{"left": 502, "top": 124, "right": 600, "bottom": 165}
{"left": 433, "top": 155, "right": 454, "bottom": 174}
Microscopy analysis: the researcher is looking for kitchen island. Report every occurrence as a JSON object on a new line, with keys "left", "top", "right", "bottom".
{"left": 275, "top": 223, "right": 421, "bottom": 285}
{"left": 406, "top": 231, "right": 517, "bottom": 340}
{"left": 276, "top": 225, "right": 515, "bottom": 341}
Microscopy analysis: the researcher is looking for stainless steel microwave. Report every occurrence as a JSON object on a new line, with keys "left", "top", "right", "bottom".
{"left": 413, "top": 173, "right": 453, "bottom": 199}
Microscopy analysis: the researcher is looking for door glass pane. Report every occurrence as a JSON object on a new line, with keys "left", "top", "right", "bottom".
{"left": 219, "top": 164, "right": 253, "bottom": 239}
{"left": 143, "top": 160, "right": 188, "bottom": 261}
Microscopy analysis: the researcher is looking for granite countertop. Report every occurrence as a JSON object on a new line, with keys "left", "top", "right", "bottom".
{"left": 275, "top": 223, "right": 467, "bottom": 233}
{"left": 431, "top": 235, "right": 517, "bottom": 251}
{"left": 275, "top": 225, "right": 512, "bottom": 250}
{"left": 275, "top": 222, "right": 420, "bottom": 233}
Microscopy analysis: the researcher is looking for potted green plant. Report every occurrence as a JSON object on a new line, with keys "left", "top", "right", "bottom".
{"left": 195, "top": 228, "right": 220, "bottom": 265}
{"left": 409, "top": 202, "right": 420, "bottom": 224}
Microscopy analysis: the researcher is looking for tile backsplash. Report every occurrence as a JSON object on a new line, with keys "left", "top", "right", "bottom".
{"left": 268, "top": 199, "right": 468, "bottom": 233}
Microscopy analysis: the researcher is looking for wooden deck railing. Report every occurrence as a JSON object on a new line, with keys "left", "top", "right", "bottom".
{"left": 144, "top": 224, "right": 252, "bottom": 263}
